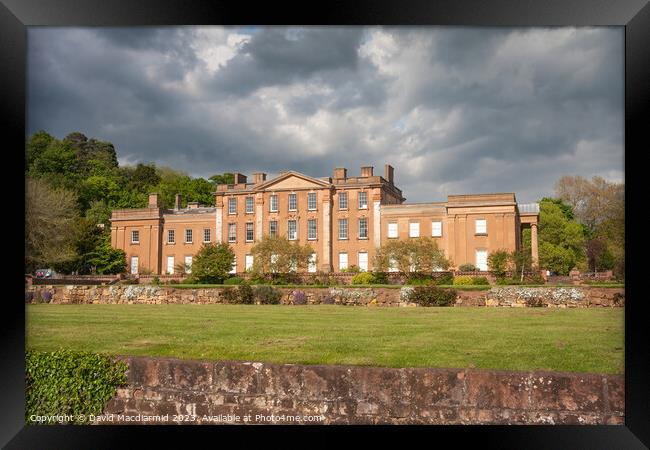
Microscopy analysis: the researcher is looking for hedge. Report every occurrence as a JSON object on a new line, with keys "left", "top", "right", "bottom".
{"left": 25, "top": 349, "right": 128, "bottom": 424}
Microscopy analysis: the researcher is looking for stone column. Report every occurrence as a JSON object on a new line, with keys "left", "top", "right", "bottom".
{"left": 321, "top": 190, "right": 332, "bottom": 272}
{"left": 255, "top": 193, "right": 264, "bottom": 241}
{"left": 531, "top": 222, "right": 539, "bottom": 267}
{"left": 216, "top": 203, "right": 223, "bottom": 243}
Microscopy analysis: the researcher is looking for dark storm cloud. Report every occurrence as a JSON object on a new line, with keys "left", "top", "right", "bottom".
{"left": 27, "top": 26, "right": 623, "bottom": 203}
{"left": 203, "top": 27, "right": 366, "bottom": 97}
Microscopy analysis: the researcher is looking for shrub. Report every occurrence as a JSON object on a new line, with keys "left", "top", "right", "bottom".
{"left": 253, "top": 285, "right": 282, "bottom": 305}
{"left": 488, "top": 250, "right": 510, "bottom": 279}
{"left": 432, "top": 272, "right": 454, "bottom": 285}
{"left": 523, "top": 274, "right": 546, "bottom": 285}
{"left": 458, "top": 263, "right": 478, "bottom": 272}
{"left": 352, "top": 272, "right": 376, "bottom": 285}
{"left": 224, "top": 276, "right": 244, "bottom": 285}
{"left": 191, "top": 242, "right": 236, "bottom": 284}
{"left": 222, "top": 283, "right": 254, "bottom": 304}
{"left": 525, "top": 296, "right": 545, "bottom": 307}
{"left": 406, "top": 272, "right": 434, "bottom": 285}
{"left": 25, "top": 292, "right": 34, "bottom": 303}
{"left": 405, "top": 286, "right": 457, "bottom": 307}
{"left": 342, "top": 265, "right": 361, "bottom": 273}
{"left": 453, "top": 275, "right": 474, "bottom": 285}
{"left": 471, "top": 276, "right": 490, "bottom": 286}
{"left": 151, "top": 276, "right": 160, "bottom": 285}
{"left": 321, "top": 293, "right": 335, "bottom": 304}
{"left": 292, "top": 290, "right": 307, "bottom": 305}
{"left": 25, "top": 349, "right": 128, "bottom": 424}
{"left": 372, "top": 272, "right": 389, "bottom": 284}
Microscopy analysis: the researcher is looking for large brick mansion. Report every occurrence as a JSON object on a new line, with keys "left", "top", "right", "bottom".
{"left": 110, "top": 165, "right": 539, "bottom": 275}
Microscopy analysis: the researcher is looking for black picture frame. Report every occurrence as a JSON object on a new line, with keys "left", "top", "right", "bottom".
{"left": 3, "top": 0, "right": 648, "bottom": 447}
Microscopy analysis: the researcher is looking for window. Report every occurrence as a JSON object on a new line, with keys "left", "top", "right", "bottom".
{"left": 270, "top": 194, "right": 278, "bottom": 212}
{"left": 270, "top": 254, "right": 278, "bottom": 272}
{"left": 184, "top": 256, "right": 192, "bottom": 274}
{"left": 339, "top": 252, "right": 348, "bottom": 271}
{"left": 166, "top": 256, "right": 174, "bottom": 275}
{"left": 358, "top": 252, "right": 368, "bottom": 272}
{"left": 358, "top": 218, "right": 368, "bottom": 239}
{"left": 307, "top": 219, "right": 317, "bottom": 240}
{"left": 185, "top": 229, "right": 193, "bottom": 243}
{"left": 308, "top": 192, "right": 317, "bottom": 210}
{"left": 130, "top": 256, "right": 138, "bottom": 274}
{"left": 245, "top": 196, "right": 254, "bottom": 214}
{"left": 388, "top": 223, "right": 398, "bottom": 238}
{"left": 308, "top": 253, "right": 317, "bottom": 273}
{"left": 269, "top": 220, "right": 278, "bottom": 237}
{"left": 476, "top": 249, "right": 488, "bottom": 271}
{"left": 203, "top": 228, "right": 211, "bottom": 243}
{"left": 338, "top": 218, "right": 348, "bottom": 240}
{"left": 228, "top": 197, "right": 237, "bottom": 215}
{"left": 409, "top": 222, "right": 420, "bottom": 238}
{"left": 475, "top": 219, "right": 487, "bottom": 235}
{"left": 228, "top": 223, "right": 237, "bottom": 243}
{"left": 432, "top": 221, "right": 442, "bottom": 237}
{"left": 131, "top": 230, "right": 139, "bottom": 244}
{"left": 339, "top": 192, "right": 348, "bottom": 210}
{"left": 167, "top": 229, "right": 175, "bottom": 244}
{"left": 230, "top": 256, "right": 237, "bottom": 274}
{"left": 245, "top": 222, "right": 254, "bottom": 242}
{"left": 288, "top": 193, "right": 297, "bottom": 211}
{"left": 358, "top": 191, "right": 368, "bottom": 209}
{"left": 245, "top": 254, "right": 254, "bottom": 271}
{"left": 288, "top": 220, "right": 297, "bottom": 240}
{"left": 388, "top": 257, "right": 398, "bottom": 272}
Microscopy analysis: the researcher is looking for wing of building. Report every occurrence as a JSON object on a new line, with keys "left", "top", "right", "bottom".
{"left": 110, "top": 164, "right": 539, "bottom": 275}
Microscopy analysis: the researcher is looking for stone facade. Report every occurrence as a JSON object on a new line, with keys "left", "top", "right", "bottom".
{"left": 27, "top": 285, "right": 624, "bottom": 308}
{"left": 99, "top": 356, "right": 624, "bottom": 425}
{"left": 110, "top": 164, "right": 539, "bottom": 275}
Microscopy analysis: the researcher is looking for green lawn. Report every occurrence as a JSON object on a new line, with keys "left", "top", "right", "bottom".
{"left": 26, "top": 304, "right": 624, "bottom": 374}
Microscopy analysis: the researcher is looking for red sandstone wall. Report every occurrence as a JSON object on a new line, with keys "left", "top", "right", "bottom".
{"left": 99, "top": 356, "right": 624, "bottom": 425}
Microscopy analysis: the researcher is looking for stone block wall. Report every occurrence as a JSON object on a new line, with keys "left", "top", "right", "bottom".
{"left": 27, "top": 285, "right": 624, "bottom": 308}
{"left": 98, "top": 356, "right": 624, "bottom": 425}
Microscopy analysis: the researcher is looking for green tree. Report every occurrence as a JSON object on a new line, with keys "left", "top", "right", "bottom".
{"left": 85, "top": 233, "right": 127, "bottom": 274}
{"left": 250, "top": 235, "right": 314, "bottom": 274}
{"left": 190, "top": 242, "right": 236, "bottom": 283}
{"left": 537, "top": 198, "right": 586, "bottom": 275}
{"left": 26, "top": 130, "right": 55, "bottom": 170}
{"left": 25, "top": 178, "right": 79, "bottom": 272}
{"left": 488, "top": 249, "right": 510, "bottom": 278}
{"left": 374, "top": 237, "right": 450, "bottom": 274}
{"left": 509, "top": 249, "right": 533, "bottom": 282}
{"left": 209, "top": 173, "right": 235, "bottom": 185}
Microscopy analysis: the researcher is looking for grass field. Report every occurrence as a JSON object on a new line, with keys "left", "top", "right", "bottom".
{"left": 26, "top": 304, "right": 624, "bottom": 374}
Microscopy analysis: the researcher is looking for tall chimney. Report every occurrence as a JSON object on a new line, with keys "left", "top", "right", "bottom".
{"left": 148, "top": 193, "right": 159, "bottom": 208}
{"left": 174, "top": 193, "right": 182, "bottom": 210}
{"left": 253, "top": 172, "right": 267, "bottom": 184}
{"left": 384, "top": 164, "right": 394, "bottom": 184}
{"left": 234, "top": 173, "right": 247, "bottom": 184}
{"left": 360, "top": 166, "right": 374, "bottom": 177}
{"left": 333, "top": 167, "right": 347, "bottom": 180}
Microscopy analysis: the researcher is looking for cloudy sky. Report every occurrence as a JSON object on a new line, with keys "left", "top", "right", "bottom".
{"left": 27, "top": 26, "right": 623, "bottom": 203}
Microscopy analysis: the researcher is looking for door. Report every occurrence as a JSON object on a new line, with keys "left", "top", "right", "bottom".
{"left": 245, "top": 254, "right": 254, "bottom": 271}
{"left": 130, "top": 256, "right": 139, "bottom": 274}
{"left": 184, "top": 256, "right": 192, "bottom": 274}
{"left": 475, "top": 249, "right": 488, "bottom": 271}
{"left": 308, "top": 253, "right": 317, "bottom": 273}
{"left": 166, "top": 256, "right": 174, "bottom": 275}
{"left": 339, "top": 253, "right": 348, "bottom": 271}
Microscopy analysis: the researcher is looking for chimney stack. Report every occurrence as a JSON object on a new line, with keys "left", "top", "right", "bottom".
{"left": 333, "top": 167, "right": 347, "bottom": 180}
{"left": 234, "top": 173, "right": 247, "bottom": 184}
{"left": 253, "top": 172, "right": 267, "bottom": 184}
{"left": 384, "top": 164, "right": 394, "bottom": 184}
{"left": 360, "top": 166, "right": 374, "bottom": 177}
{"left": 174, "top": 193, "right": 182, "bottom": 210}
{"left": 148, "top": 193, "right": 159, "bottom": 208}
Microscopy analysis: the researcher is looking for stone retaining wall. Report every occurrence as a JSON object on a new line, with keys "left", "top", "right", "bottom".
{"left": 99, "top": 356, "right": 624, "bottom": 425}
{"left": 27, "top": 285, "right": 624, "bottom": 308}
